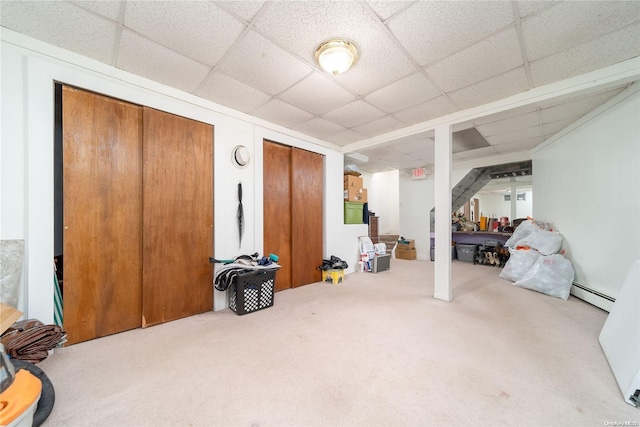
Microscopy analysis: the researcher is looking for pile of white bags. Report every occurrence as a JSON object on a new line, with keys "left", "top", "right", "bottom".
{"left": 500, "top": 220, "right": 575, "bottom": 300}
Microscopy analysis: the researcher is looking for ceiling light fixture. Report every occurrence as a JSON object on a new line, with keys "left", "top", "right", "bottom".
{"left": 315, "top": 38, "right": 358, "bottom": 76}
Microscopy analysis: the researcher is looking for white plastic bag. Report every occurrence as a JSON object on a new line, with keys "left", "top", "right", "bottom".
{"left": 515, "top": 229, "right": 563, "bottom": 255}
{"left": 499, "top": 248, "right": 541, "bottom": 282}
{"left": 514, "top": 254, "right": 575, "bottom": 300}
{"left": 504, "top": 220, "right": 538, "bottom": 247}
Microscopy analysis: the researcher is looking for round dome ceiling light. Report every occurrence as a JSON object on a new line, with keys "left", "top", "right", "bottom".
{"left": 315, "top": 38, "right": 359, "bottom": 76}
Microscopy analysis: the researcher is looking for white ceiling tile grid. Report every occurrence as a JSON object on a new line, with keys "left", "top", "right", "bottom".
{"left": 448, "top": 67, "right": 530, "bottom": 110}
{"left": 123, "top": 1, "right": 244, "bottom": 67}
{"left": 116, "top": 29, "right": 211, "bottom": 93}
{"left": 292, "top": 117, "right": 346, "bottom": 140}
{"left": 217, "top": 30, "right": 314, "bottom": 96}
{"left": 351, "top": 115, "right": 406, "bottom": 138}
{"left": 1, "top": 1, "right": 118, "bottom": 64}
{"left": 393, "top": 96, "right": 459, "bottom": 126}
{"left": 278, "top": 73, "right": 357, "bottom": 116}
{"left": 364, "top": 71, "right": 441, "bottom": 114}
{"left": 251, "top": 98, "right": 314, "bottom": 129}
{"left": 322, "top": 100, "right": 387, "bottom": 129}
{"left": 426, "top": 27, "right": 524, "bottom": 93}
{"left": 195, "top": 73, "right": 271, "bottom": 114}
{"left": 71, "top": 1, "right": 122, "bottom": 21}
{"left": 1, "top": 0, "right": 639, "bottom": 171}
{"left": 387, "top": 1, "right": 515, "bottom": 67}
{"left": 529, "top": 21, "right": 640, "bottom": 87}
{"left": 215, "top": 0, "right": 266, "bottom": 23}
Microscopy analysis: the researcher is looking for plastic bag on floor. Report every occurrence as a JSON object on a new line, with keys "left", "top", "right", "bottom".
{"left": 514, "top": 229, "right": 563, "bottom": 255}
{"left": 504, "top": 220, "right": 539, "bottom": 247}
{"left": 499, "top": 248, "right": 541, "bottom": 282}
{"left": 514, "top": 254, "right": 575, "bottom": 300}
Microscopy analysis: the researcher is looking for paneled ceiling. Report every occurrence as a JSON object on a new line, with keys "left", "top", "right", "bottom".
{"left": 2, "top": 1, "right": 639, "bottom": 173}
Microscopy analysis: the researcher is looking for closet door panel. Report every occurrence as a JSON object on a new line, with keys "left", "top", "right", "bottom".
{"left": 291, "top": 148, "right": 323, "bottom": 287}
{"left": 62, "top": 86, "right": 143, "bottom": 345}
{"left": 263, "top": 141, "right": 292, "bottom": 291}
{"left": 142, "top": 108, "right": 213, "bottom": 327}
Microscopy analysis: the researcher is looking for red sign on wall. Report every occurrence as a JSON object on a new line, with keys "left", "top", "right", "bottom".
{"left": 411, "top": 167, "right": 429, "bottom": 180}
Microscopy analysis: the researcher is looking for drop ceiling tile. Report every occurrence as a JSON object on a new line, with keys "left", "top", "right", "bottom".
{"left": 389, "top": 138, "right": 435, "bottom": 154}
{"left": 541, "top": 119, "right": 575, "bottom": 136}
{"left": 117, "top": 30, "right": 211, "bottom": 93}
{"left": 516, "top": 1, "right": 558, "bottom": 19}
{"left": 218, "top": 30, "right": 314, "bottom": 96}
{"left": 530, "top": 22, "right": 640, "bottom": 88}
{"left": 388, "top": 1, "right": 514, "bottom": 67}
{"left": 71, "top": 1, "right": 121, "bottom": 21}
{"left": 394, "top": 96, "right": 458, "bottom": 126}
{"left": 351, "top": 115, "right": 405, "bottom": 138}
{"left": 454, "top": 146, "right": 498, "bottom": 160}
{"left": 364, "top": 72, "right": 441, "bottom": 114}
{"left": 324, "top": 129, "right": 367, "bottom": 146}
{"left": 523, "top": 1, "right": 640, "bottom": 62}
{"left": 539, "top": 89, "right": 622, "bottom": 123}
{"left": 486, "top": 125, "right": 541, "bottom": 145}
{"left": 279, "top": 72, "right": 356, "bottom": 116}
{"left": 477, "top": 111, "right": 540, "bottom": 137}
{"left": 365, "top": 1, "right": 414, "bottom": 21}
{"left": 358, "top": 159, "right": 394, "bottom": 173}
{"left": 195, "top": 72, "right": 271, "bottom": 113}
{"left": 426, "top": 27, "right": 523, "bottom": 93}
{"left": 124, "top": 1, "right": 243, "bottom": 66}
{"left": 322, "top": 100, "right": 386, "bottom": 128}
{"left": 473, "top": 104, "right": 538, "bottom": 126}
{"left": 254, "top": 1, "right": 416, "bottom": 96}
{"left": 217, "top": 1, "right": 265, "bottom": 22}
{"left": 251, "top": 98, "right": 314, "bottom": 129}
{"left": 0, "top": 1, "right": 117, "bottom": 64}
{"left": 292, "top": 117, "right": 346, "bottom": 139}
{"left": 493, "top": 137, "right": 542, "bottom": 153}
{"left": 448, "top": 67, "right": 529, "bottom": 110}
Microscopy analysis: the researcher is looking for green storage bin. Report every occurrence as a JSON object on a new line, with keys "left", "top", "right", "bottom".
{"left": 344, "top": 201, "right": 364, "bottom": 224}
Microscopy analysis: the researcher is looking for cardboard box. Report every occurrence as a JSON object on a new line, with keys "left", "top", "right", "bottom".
{"left": 344, "top": 187, "right": 367, "bottom": 202}
{"left": 397, "top": 239, "right": 415, "bottom": 250}
{"left": 344, "top": 175, "right": 363, "bottom": 189}
{"left": 1, "top": 303, "right": 23, "bottom": 335}
{"left": 322, "top": 269, "right": 344, "bottom": 284}
{"left": 395, "top": 248, "right": 417, "bottom": 260}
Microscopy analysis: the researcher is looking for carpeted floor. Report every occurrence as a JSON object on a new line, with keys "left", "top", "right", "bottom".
{"left": 37, "top": 259, "right": 638, "bottom": 426}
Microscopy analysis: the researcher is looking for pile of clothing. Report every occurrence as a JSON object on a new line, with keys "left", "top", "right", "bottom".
{"left": 212, "top": 253, "right": 280, "bottom": 292}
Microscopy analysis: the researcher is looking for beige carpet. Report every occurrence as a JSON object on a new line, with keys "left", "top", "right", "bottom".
{"left": 37, "top": 259, "right": 638, "bottom": 426}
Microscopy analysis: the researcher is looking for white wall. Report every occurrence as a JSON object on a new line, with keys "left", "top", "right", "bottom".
{"left": 370, "top": 170, "right": 400, "bottom": 234}
{"left": 0, "top": 32, "right": 352, "bottom": 321}
{"left": 532, "top": 86, "right": 640, "bottom": 302}
{"left": 399, "top": 173, "right": 434, "bottom": 260}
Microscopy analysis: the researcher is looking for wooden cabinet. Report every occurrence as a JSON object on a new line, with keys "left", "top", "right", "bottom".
{"left": 62, "top": 87, "right": 213, "bottom": 344}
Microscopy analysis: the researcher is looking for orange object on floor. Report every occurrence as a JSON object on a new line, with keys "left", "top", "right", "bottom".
{"left": 0, "top": 369, "right": 42, "bottom": 426}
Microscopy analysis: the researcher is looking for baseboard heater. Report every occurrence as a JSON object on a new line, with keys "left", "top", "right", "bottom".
{"left": 570, "top": 282, "right": 615, "bottom": 312}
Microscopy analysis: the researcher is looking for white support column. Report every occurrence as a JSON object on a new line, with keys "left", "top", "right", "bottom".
{"left": 434, "top": 124, "right": 452, "bottom": 301}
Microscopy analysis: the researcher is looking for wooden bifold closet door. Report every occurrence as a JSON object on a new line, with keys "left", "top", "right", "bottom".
{"left": 62, "top": 87, "right": 213, "bottom": 344}
{"left": 263, "top": 141, "right": 323, "bottom": 291}
{"left": 142, "top": 107, "right": 213, "bottom": 327}
{"left": 63, "top": 86, "right": 143, "bottom": 345}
